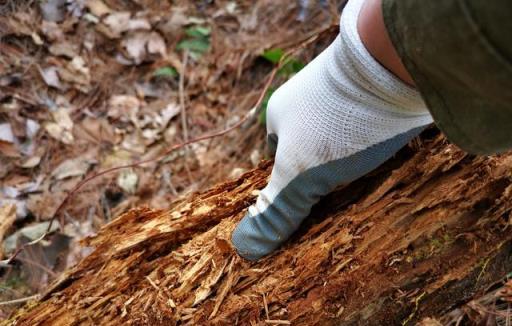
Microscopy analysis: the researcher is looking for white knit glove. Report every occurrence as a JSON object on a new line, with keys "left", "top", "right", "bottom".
{"left": 232, "top": 0, "right": 433, "bottom": 261}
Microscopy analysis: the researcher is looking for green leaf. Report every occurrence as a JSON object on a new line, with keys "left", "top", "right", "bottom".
{"left": 278, "top": 58, "right": 305, "bottom": 76}
{"left": 261, "top": 48, "right": 284, "bottom": 64}
{"left": 185, "top": 26, "right": 211, "bottom": 38}
{"left": 152, "top": 66, "right": 178, "bottom": 78}
{"left": 259, "top": 88, "right": 275, "bottom": 126}
{"left": 176, "top": 38, "right": 210, "bottom": 54}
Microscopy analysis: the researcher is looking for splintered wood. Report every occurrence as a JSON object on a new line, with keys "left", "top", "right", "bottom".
{"left": 7, "top": 134, "right": 512, "bottom": 325}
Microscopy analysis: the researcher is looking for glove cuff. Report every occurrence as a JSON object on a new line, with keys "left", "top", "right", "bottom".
{"left": 336, "top": 0, "right": 428, "bottom": 114}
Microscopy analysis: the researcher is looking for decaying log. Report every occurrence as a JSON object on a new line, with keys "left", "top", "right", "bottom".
{"left": 6, "top": 132, "right": 512, "bottom": 325}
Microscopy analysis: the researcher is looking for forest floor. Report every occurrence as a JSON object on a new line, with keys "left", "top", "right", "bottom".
{"left": 0, "top": 0, "right": 340, "bottom": 318}
{"left": 2, "top": 1, "right": 512, "bottom": 325}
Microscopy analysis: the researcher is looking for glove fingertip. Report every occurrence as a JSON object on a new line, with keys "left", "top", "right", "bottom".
{"left": 231, "top": 214, "right": 269, "bottom": 261}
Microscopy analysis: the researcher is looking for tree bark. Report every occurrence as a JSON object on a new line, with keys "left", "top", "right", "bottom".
{"left": 7, "top": 132, "right": 512, "bottom": 325}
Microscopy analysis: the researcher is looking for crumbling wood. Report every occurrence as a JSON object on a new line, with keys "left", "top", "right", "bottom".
{"left": 6, "top": 133, "right": 512, "bottom": 325}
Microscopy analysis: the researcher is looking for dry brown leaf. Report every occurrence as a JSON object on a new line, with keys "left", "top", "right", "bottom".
{"left": 0, "top": 140, "right": 19, "bottom": 158}
{"left": 0, "top": 204, "right": 16, "bottom": 258}
{"left": 102, "top": 12, "right": 151, "bottom": 38}
{"left": 108, "top": 95, "right": 140, "bottom": 122}
{"left": 121, "top": 132, "right": 146, "bottom": 154}
{"left": 102, "top": 12, "right": 130, "bottom": 35}
{"left": 74, "top": 117, "right": 117, "bottom": 145}
{"left": 26, "top": 119, "right": 40, "bottom": 139}
{"left": 52, "top": 108, "right": 73, "bottom": 130}
{"left": 41, "top": 21, "right": 65, "bottom": 40}
{"left": 45, "top": 108, "right": 74, "bottom": 144}
{"left": 0, "top": 122, "right": 15, "bottom": 143}
{"left": 158, "top": 9, "right": 188, "bottom": 36}
{"left": 146, "top": 32, "right": 167, "bottom": 57}
{"left": 52, "top": 57, "right": 91, "bottom": 92}
{"left": 86, "top": 0, "right": 112, "bottom": 17}
{"left": 49, "top": 41, "right": 79, "bottom": 58}
{"left": 40, "top": 66, "right": 64, "bottom": 90}
{"left": 121, "top": 32, "right": 167, "bottom": 64}
{"left": 51, "top": 158, "right": 90, "bottom": 180}
{"left": 0, "top": 129, "right": 19, "bottom": 160}
{"left": 101, "top": 149, "right": 133, "bottom": 169}
{"left": 20, "top": 156, "right": 42, "bottom": 168}
{"left": 40, "top": 0, "right": 66, "bottom": 22}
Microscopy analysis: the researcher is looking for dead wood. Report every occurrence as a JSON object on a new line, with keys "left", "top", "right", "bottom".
{"left": 6, "top": 132, "right": 512, "bottom": 325}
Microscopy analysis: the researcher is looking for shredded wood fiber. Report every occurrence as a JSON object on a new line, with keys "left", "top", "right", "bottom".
{"left": 8, "top": 134, "right": 512, "bottom": 325}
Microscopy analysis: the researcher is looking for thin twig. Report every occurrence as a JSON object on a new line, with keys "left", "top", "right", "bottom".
{"left": 15, "top": 257, "right": 57, "bottom": 278}
{"left": 179, "top": 49, "right": 193, "bottom": 184}
{"left": 0, "top": 294, "right": 40, "bottom": 306}
{"left": 2, "top": 25, "right": 334, "bottom": 266}
{"left": 263, "top": 293, "right": 270, "bottom": 320}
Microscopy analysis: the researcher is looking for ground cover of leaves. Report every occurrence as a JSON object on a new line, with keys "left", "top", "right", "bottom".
{"left": 0, "top": 0, "right": 339, "bottom": 317}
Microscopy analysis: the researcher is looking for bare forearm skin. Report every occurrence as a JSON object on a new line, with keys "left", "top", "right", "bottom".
{"left": 357, "top": 0, "right": 416, "bottom": 86}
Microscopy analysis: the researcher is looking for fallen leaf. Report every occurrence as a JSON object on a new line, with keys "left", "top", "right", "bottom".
{"left": 152, "top": 66, "right": 178, "bottom": 78}
{"left": 102, "top": 12, "right": 150, "bottom": 38}
{"left": 121, "top": 32, "right": 167, "bottom": 64}
{"left": 0, "top": 73, "right": 22, "bottom": 87}
{"left": 69, "top": 56, "right": 90, "bottom": 76}
{"left": 122, "top": 33, "right": 147, "bottom": 64}
{"left": 45, "top": 108, "right": 74, "bottom": 144}
{"left": 40, "top": 66, "right": 64, "bottom": 90}
{"left": 86, "top": 0, "right": 112, "bottom": 17}
{"left": 3, "top": 221, "right": 61, "bottom": 254}
{"left": 49, "top": 41, "right": 79, "bottom": 58}
{"left": 51, "top": 158, "right": 90, "bottom": 180}
{"left": 0, "top": 123, "right": 15, "bottom": 143}
{"left": 108, "top": 95, "right": 140, "bottom": 122}
{"left": 127, "top": 18, "right": 151, "bottom": 31}
{"left": 74, "top": 117, "right": 117, "bottom": 144}
{"left": 147, "top": 32, "right": 167, "bottom": 57}
{"left": 14, "top": 175, "right": 45, "bottom": 194}
{"left": 56, "top": 57, "right": 91, "bottom": 92}
{"left": 21, "top": 156, "right": 42, "bottom": 168}
{"left": 40, "top": 0, "right": 67, "bottom": 22}
{"left": 0, "top": 204, "right": 16, "bottom": 258}
{"left": 141, "top": 128, "right": 159, "bottom": 142}
{"left": 41, "top": 21, "right": 65, "bottom": 41}
{"left": 121, "top": 132, "right": 146, "bottom": 154}
{"left": 158, "top": 103, "right": 180, "bottom": 127}
{"left": 26, "top": 119, "right": 40, "bottom": 139}
{"left": 45, "top": 123, "right": 72, "bottom": 144}
{"left": 25, "top": 191, "right": 66, "bottom": 221}
{"left": 158, "top": 9, "right": 188, "bottom": 36}
{"left": 101, "top": 12, "right": 130, "bottom": 37}
{"left": 31, "top": 32, "right": 44, "bottom": 45}
{"left": 2, "top": 186, "right": 19, "bottom": 199}
{"left": 117, "top": 169, "right": 138, "bottom": 194}
{"left": 101, "top": 149, "right": 132, "bottom": 168}
{"left": 0, "top": 140, "right": 19, "bottom": 157}
{"left": 0, "top": 198, "right": 28, "bottom": 220}
{"left": 52, "top": 108, "right": 73, "bottom": 130}
{"left": 68, "top": 0, "right": 86, "bottom": 17}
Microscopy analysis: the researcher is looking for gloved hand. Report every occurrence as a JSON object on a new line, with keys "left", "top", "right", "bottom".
{"left": 232, "top": 0, "right": 433, "bottom": 261}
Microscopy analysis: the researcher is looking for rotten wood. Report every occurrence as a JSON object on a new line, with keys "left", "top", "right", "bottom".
{"left": 6, "top": 133, "right": 512, "bottom": 325}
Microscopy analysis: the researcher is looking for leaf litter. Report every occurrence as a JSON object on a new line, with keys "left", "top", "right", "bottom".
{"left": 0, "top": 0, "right": 337, "bottom": 318}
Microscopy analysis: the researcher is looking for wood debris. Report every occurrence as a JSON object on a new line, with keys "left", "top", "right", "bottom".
{"left": 6, "top": 134, "right": 512, "bottom": 325}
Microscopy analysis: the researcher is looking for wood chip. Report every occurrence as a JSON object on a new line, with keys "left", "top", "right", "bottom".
{"left": 265, "top": 320, "right": 291, "bottom": 325}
